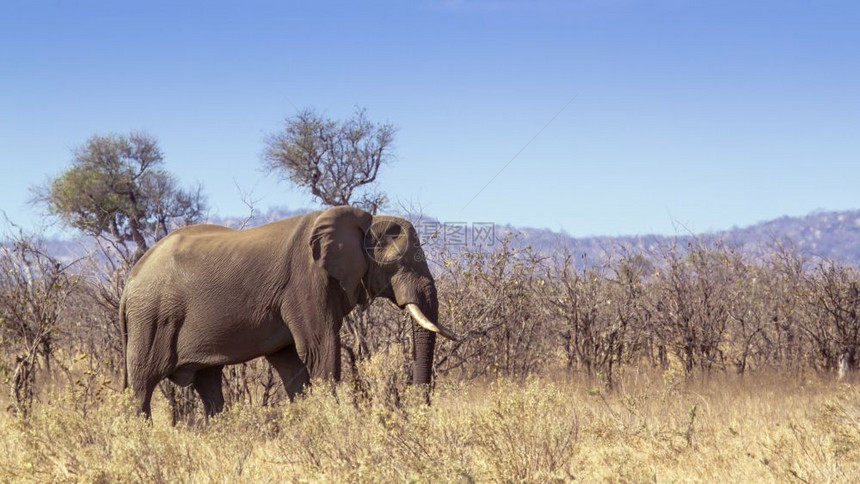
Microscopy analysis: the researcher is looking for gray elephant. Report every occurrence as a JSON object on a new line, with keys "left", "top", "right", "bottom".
{"left": 120, "top": 206, "right": 459, "bottom": 418}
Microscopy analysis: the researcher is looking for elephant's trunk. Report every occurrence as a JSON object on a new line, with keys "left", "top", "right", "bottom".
{"left": 392, "top": 269, "right": 460, "bottom": 386}
{"left": 405, "top": 282, "right": 462, "bottom": 385}
{"left": 410, "top": 289, "right": 439, "bottom": 386}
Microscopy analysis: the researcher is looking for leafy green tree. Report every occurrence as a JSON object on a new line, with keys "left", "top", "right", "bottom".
{"left": 263, "top": 107, "right": 395, "bottom": 213}
{"left": 35, "top": 132, "right": 205, "bottom": 263}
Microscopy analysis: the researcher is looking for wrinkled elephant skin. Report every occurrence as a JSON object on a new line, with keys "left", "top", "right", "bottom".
{"left": 121, "top": 206, "right": 459, "bottom": 418}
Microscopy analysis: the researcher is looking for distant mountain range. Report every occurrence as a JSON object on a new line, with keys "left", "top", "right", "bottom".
{"left": 503, "top": 209, "right": 860, "bottom": 266}
{"left": 211, "top": 207, "right": 860, "bottom": 266}
{"left": 34, "top": 208, "right": 860, "bottom": 267}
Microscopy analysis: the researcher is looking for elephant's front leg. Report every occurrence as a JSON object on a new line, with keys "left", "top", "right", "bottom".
{"left": 265, "top": 347, "right": 310, "bottom": 401}
{"left": 297, "top": 330, "right": 342, "bottom": 382}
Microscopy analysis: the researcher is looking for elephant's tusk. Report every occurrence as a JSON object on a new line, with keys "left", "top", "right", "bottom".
{"left": 406, "top": 304, "right": 462, "bottom": 342}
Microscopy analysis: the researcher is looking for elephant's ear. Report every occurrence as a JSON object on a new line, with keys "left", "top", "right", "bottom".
{"left": 310, "top": 206, "right": 373, "bottom": 306}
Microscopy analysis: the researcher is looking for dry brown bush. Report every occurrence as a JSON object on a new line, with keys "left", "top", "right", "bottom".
{"left": 3, "top": 226, "right": 860, "bottom": 425}
{"left": 2, "top": 361, "right": 859, "bottom": 482}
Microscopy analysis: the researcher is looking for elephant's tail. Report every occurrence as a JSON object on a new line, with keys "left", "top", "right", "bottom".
{"left": 120, "top": 293, "right": 129, "bottom": 390}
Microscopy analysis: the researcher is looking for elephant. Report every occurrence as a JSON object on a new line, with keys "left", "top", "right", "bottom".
{"left": 120, "top": 205, "right": 460, "bottom": 418}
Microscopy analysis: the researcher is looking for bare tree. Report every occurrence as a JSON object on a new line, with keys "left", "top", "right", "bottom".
{"left": 805, "top": 262, "right": 860, "bottom": 375}
{"left": 0, "top": 226, "right": 78, "bottom": 416}
{"left": 263, "top": 107, "right": 395, "bottom": 213}
{"left": 433, "top": 235, "right": 549, "bottom": 380}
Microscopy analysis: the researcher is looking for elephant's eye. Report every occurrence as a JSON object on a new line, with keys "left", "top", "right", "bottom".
{"left": 382, "top": 224, "right": 402, "bottom": 238}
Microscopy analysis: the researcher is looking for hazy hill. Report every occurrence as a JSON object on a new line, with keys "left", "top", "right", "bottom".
{"left": 211, "top": 207, "right": 860, "bottom": 266}
{"left": 502, "top": 210, "right": 860, "bottom": 266}
{"left": 30, "top": 208, "right": 860, "bottom": 267}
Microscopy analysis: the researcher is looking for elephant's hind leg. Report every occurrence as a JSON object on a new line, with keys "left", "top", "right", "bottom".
{"left": 192, "top": 366, "right": 225, "bottom": 418}
{"left": 127, "top": 345, "right": 162, "bottom": 418}
{"left": 126, "top": 312, "right": 179, "bottom": 419}
{"left": 266, "top": 347, "right": 310, "bottom": 401}
{"left": 128, "top": 368, "right": 159, "bottom": 418}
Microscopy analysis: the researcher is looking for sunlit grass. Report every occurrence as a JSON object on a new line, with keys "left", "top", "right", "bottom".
{"left": 2, "top": 355, "right": 859, "bottom": 483}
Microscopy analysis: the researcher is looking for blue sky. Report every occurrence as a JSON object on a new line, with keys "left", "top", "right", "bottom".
{"left": 1, "top": 1, "right": 858, "bottom": 237}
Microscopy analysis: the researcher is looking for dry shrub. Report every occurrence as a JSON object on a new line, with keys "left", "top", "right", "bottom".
{"left": 433, "top": 235, "right": 552, "bottom": 380}
{"left": 4, "top": 390, "right": 198, "bottom": 483}
{"left": 6, "top": 223, "right": 860, "bottom": 420}
{"left": 5, "top": 226, "right": 860, "bottom": 483}
{"left": 2, "top": 366, "right": 860, "bottom": 482}
{"left": 759, "top": 383, "right": 860, "bottom": 482}
{"left": 469, "top": 379, "right": 579, "bottom": 482}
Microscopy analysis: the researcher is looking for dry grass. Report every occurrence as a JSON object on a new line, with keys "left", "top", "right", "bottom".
{"left": 2, "top": 355, "right": 859, "bottom": 483}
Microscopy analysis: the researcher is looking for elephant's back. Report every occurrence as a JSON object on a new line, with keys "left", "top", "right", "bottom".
{"left": 122, "top": 214, "right": 315, "bottom": 320}
{"left": 128, "top": 224, "right": 235, "bottom": 278}
{"left": 125, "top": 220, "right": 298, "bottom": 302}
{"left": 123, "top": 226, "right": 246, "bottom": 326}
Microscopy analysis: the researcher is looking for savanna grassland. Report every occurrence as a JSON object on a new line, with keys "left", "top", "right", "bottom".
{"left": 4, "top": 231, "right": 860, "bottom": 482}
{"left": 6, "top": 150, "right": 860, "bottom": 483}
{"left": 1, "top": 357, "right": 859, "bottom": 483}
